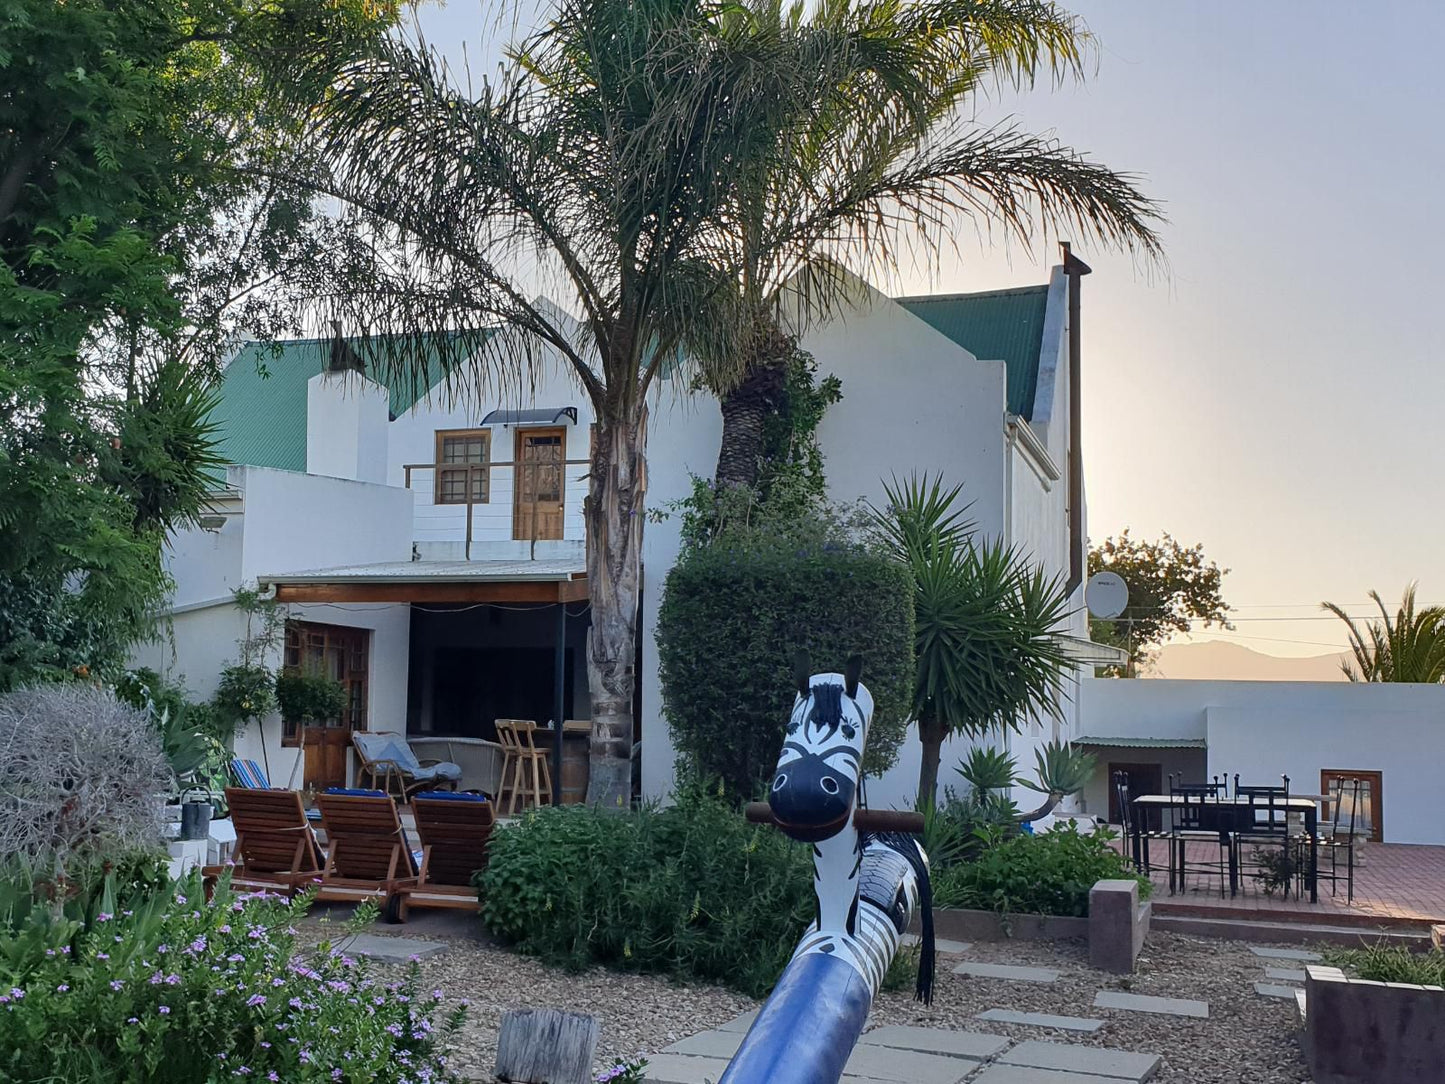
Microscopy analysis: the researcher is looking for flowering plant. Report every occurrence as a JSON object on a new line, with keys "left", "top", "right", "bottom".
{"left": 595, "top": 1056, "right": 649, "bottom": 1084}
{"left": 0, "top": 872, "right": 465, "bottom": 1083}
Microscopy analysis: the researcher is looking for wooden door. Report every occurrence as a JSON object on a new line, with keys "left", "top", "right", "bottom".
{"left": 513, "top": 427, "right": 565, "bottom": 540}
{"left": 1109, "top": 762, "right": 1163, "bottom": 832}
{"left": 283, "top": 622, "right": 370, "bottom": 791}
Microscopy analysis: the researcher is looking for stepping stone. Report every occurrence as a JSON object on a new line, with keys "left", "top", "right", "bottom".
{"left": 716, "top": 1009, "right": 758, "bottom": 1034}
{"left": 1249, "top": 946, "right": 1322, "bottom": 962}
{"left": 1254, "top": 983, "right": 1301, "bottom": 1000}
{"left": 642, "top": 1052, "right": 732, "bottom": 1084}
{"left": 975, "top": 1009, "right": 1105, "bottom": 1033}
{"left": 901, "top": 933, "right": 972, "bottom": 955}
{"left": 334, "top": 934, "right": 446, "bottom": 964}
{"left": 665, "top": 1031, "right": 742, "bottom": 1058}
{"left": 973, "top": 1067, "right": 1132, "bottom": 1084}
{"left": 1093, "top": 991, "right": 1208, "bottom": 1019}
{"left": 999, "top": 1039, "right": 1161, "bottom": 1081}
{"left": 858, "top": 1025, "right": 1008, "bottom": 1060}
{"left": 843, "top": 1045, "right": 978, "bottom": 1084}
{"left": 1264, "top": 967, "right": 1306, "bottom": 982}
{"left": 953, "top": 962, "right": 1059, "bottom": 983}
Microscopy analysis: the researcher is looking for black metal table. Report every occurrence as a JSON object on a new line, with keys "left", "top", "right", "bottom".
{"left": 1131, "top": 794, "right": 1320, "bottom": 903}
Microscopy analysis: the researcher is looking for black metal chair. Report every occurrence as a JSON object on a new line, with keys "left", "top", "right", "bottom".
{"left": 1300, "top": 776, "right": 1360, "bottom": 902}
{"left": 1231, "top": 775, "right": 1294, "bottom": 897}
{"left": 1168, "top": 775, "right": 1232, "bottom": 897}
{"left": 1113, "top": 771, "right": 1170, "bottom": 875}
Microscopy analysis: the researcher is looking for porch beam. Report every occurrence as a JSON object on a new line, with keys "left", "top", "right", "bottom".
{"left": 272, "top": 580, "right": 586, "bottom": 605}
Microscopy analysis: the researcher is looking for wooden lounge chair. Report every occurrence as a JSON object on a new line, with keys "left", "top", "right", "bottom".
{"left": 396, "top": 792, "right": 497, "bottom": 921}
{"left": 202, "top": 788, "right": 323, "bottom": 898}
{"left": 228, "top": 758, "right": 322, "bottom": 822}
{"left": 352, "top": 731, "right": 463, "bottom": 803}
{"left": 314, "top": 789, "right": 419, "bottom": 921}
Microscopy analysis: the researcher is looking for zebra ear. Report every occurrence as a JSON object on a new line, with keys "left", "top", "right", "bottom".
{"left": 844, "top": 654, "right": 863, "bottom": 699}
{"left": 793, "top": 650, "right": 812, "bottom": 698}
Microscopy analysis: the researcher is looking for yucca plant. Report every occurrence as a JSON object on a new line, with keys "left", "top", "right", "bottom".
{"left": 1323, "top": 584, "right": 1445, "bottom": 683}
{"left": 1016, "top": 739, "right": 1096, "bottom": 821}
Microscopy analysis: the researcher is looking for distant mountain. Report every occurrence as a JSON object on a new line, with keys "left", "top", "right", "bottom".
{"left": 1147, "top": 640, "right": 1349, "bottom": 682}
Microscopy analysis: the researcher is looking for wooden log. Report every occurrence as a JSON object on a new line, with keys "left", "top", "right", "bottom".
{"left": 494, "top": 1008, "right": 600, "bottom": 1084}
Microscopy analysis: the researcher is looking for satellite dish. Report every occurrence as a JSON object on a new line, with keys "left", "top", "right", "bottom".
{"left": 1086, "top": 572, "right": 1129, "bottom": 619}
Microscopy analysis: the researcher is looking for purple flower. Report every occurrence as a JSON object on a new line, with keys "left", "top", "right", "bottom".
{"left": 332, "top": 1071, "right": 343, "bottom": 1081}
{"left": 158, "top": 1006, "right": 171, "bottom": 1015}
{"left": 54, "top": 984, "right": 69, "bottom": 993}
{"left": 127, "top": 1017, "right": 139, "bottom": 1025}
{"left": 109, "top": 981, "right": 124, "bottom": 991}
{"left": 95, "top": 952, "right": 109, "bottom": 961}
{"left": 175, "top": 895, "right": 187, "bottom": 906}
{"left": 228, "top": 954, "right": 245, "bottom": 963}
{"left": 7, "top": 989, "right": 21, "bottom": 1000}
{"left": 156, "top": 944, "right": 168, "bottom": 954}
{"left": 268, "top": 1074, "right": 279, "bottom": 1082}
{"left": 431, "top": 989, "right": 444, "bottom": 1001}
{"left": 385, "top": 1023, "right": 404, "bottom": 1037}
{"left": 289, "top": 998, "right": 303, "bottom": 1009}
{"left": 246, "top": 995, "right": 267, "bottom": 1008}
{"left": 165, "top": 974, "right": 181, "bottom": 986}
{"left": 149, "top": 972, "right": 164, "bottom": 985}
{"left": 97, "top": 912, "right": 113, "bottom": 923}
{"left": 219, "top": 925, "right": 232, "bottom": 934}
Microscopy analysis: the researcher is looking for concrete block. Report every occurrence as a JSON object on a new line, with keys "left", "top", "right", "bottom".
{"left": 1249, "top": 946, "right": 1323, "bottom": 962}
{"left": 664, "top": 1031, "right": 742, "bottom": 1058}
{"left": 999, "top": 1039, "right": 1161, "bottom": 1080}
{"left": 842, "top": 1044, "right": 979, "bottom": 1083}
{"left": 929, "top": 908, "right": 1088, "bottom": 943}
{"left": 1255, "top": 982, "right": 1302, "bottom": 999}
{"left": 975, "top": 1009, "right": 1105, "bottom": 1033}
{"left": 858, "top": 1025, "right": 1008, "bottom": 1060}
{"left": 335, "top": 933, "right": 447, "bottom": 963}
{"left": 972, "top": 1067, "right": 1133, "bottom": 1084}
{"left": 1089, "top": 879, "right": 1148, "bottom": 975}
{"left": 901, "top": 933, "right": 972, "bottom": 955}
{"left": 1265, "top": 967, "right": 1307, "bottom": 982}
{"left": 953, "top": 961, "right": 1060, "bottom": 983}
{"left": 1305, "top": 964, "right": 1445, "bottom": 1084}
{"left": 716, "top": 1009, "right": 758, "bottom": 1034}
{"left": 642, "top": 1052, "right": 733, "bottom": 1084}
{"left": 1093, "top": 991, "right": 1208, "bottom": 1018}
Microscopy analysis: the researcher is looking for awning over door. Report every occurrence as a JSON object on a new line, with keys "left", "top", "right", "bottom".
{"left": 479, "top": 406, "right": 578, "bottom": 426}
{"left": 259, "top": 559, "right": 588, "bottom": 604}
{"left": 1073, "top": 736, "right": 1207, "bottom": 749}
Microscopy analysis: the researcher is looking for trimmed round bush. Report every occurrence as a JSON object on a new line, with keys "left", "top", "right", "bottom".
{"left": 656, "top": 531, "right": 914, "bottom": 798}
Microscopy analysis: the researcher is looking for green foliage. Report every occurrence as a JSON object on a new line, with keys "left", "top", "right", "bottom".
{"left": 932, "top": 824, "right": 1149, "bottom": 917}
{"left": 956, "top": 746, "right": 1019, "bottom": 793}
{"left": 1088, "top": 531, "right": 1232, "bottom": 676}
{"left": 1249, "top": 846, "right": 1299, "bottom": 898}
{"left": 1326, "top": 943, "right": 1445, "bottom": 987}
{"left": 115, "top": 668, "right": 225, "bottom": 784}
{"left": 212, "top": 665, "right": 277, "bottom": 732}
{"left": 1323, "top": 584, "right": 1445, "bottom": 683}
{"left": 656, "top": 516, "right": 914, "bottom": 797}
{"left": 0, "top": 872, "right": 465, "bottom": 1082}
{"left": 210, "top": 588, "right": 287, "bottom": 736}
{"left": 478, "top": 788, "right": 814, "bottom": 997}
{"left": 1020, "top": 740, "right": 1098, "bottom": 798}
{"left": 275, "top": 670, "right": 348, "bottom": 726}
{"left": 921, "top": 795, "right": 1016, "bottom": 872}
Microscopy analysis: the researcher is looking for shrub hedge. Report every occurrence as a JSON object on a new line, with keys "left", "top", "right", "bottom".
{"left": 656, "top": 529, "right": 914, "bottom": 797}
{"left": 478, "top": 788, "right": 814, "bottom": 997}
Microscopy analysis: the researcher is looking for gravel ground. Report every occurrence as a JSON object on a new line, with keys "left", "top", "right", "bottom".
{"left": 300, "top": 910, "right": 1309, "bottom": 1084}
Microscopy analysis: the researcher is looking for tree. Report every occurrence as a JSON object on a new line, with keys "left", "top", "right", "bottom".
{"left": 1087, "top": 530, "right": 1231, "bottom": 676}
{"left": 1323, "top": 585, "right": 1445, "bottom": 683}
{"left": 704, "top": 0, "right": 1163, "bottom": 493}
{"left": 871, "top": 475, "right": 1075, "bottom": 807}
{"left": 0, "top": 0, "right": 395, "bottom": 690}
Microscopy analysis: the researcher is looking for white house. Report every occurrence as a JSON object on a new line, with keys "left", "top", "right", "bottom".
{"left": 132, "top": 262, "right": 1113, "bottom": 807}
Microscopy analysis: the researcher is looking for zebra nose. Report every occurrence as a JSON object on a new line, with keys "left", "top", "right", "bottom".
{"left": 820, "top": 776, "right": 839, "bottom": 795}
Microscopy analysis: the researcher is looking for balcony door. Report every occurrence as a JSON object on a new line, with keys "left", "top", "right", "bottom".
{"left": 513, "top": 427, "right": 566, "bottom": 540}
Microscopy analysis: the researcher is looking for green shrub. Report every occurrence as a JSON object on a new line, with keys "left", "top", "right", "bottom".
{"left": 933, "top": 824, "right": 1150, "bottom": 917}
{"left": 656, "top": 524, "right": 914, "bottom": 797}
{"left": 0, "top": 873, "right": 465, "bottom": 1082}
{"left": 275, "top": 670, "right": 348, "bottom": 727}
{"left": 1326, "top": 943, "right": 1445, "bottom": 986}
{"left": 479, "top": 788, "right": 814, "bottom": 996}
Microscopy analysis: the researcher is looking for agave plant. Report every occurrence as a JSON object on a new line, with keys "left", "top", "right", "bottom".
{"left": 1016, "top": 740, "right": 1097, "bottom": 821}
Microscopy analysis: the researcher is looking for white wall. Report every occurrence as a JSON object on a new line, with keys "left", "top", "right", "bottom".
{"left": 306, "top": 371, "right": 390, "bottom": 484}
{"left": 1079, "top": 678, "right": 1445, "bottom": 844}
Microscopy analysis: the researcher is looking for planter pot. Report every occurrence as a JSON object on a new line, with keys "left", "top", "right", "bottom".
{"left": 1304, "top": 965, "right": 1445, "bottom": 1084}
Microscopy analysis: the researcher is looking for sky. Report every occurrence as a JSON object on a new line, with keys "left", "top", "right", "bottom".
{"left": 412, "top": 1, "right": 1445, "bottom": 658}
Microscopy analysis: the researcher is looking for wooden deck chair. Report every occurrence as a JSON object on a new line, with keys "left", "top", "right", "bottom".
{"left": 313, "top": 789, "right": 419, "bottom": 921}
{"left": 228, "top": 758, "right": 322, "bottom": 822}
{"left": 396, "top": 792, "right": 497, "bottom": 921}
{"left": 202, "top": 788, "right": 323, "bottom": 898}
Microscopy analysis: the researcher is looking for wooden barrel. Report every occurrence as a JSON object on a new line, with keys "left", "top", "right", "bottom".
{"left": 561, "top": 733, "right": 590, "bottom": 805}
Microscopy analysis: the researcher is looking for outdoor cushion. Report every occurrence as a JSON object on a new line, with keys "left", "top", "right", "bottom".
{"left": 324, "top": 788, "right": 389, "bottom": 798}
{"left": 414, "top": 790, "right": 488, "bottom": 802}
{"left": 409, "top": 761, "right": 463, "bottom": 782}
{"left": 230, "top": 759, "right": 271, "bottom": 788}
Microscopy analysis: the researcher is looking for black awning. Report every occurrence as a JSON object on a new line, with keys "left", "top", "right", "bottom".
{"left": 479, "top": 406, "right": 578, "bottom": 426}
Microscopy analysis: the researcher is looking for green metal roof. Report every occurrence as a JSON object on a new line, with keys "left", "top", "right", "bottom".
{"left": 211, "top": 332, "right": 485, "bottom": 473}
{"left": 896, "top": 285, "right": 1050, "bottom": 419}
{"left": 1073, "top": 736, "right": 1207, "bottom": 750}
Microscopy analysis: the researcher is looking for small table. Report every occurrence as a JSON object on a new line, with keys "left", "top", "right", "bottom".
{"left": 1131, "top": 794, "right": 1321, "bottom": 902}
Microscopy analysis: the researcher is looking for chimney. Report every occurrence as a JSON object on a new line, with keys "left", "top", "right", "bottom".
{"left": 1061, "top": 241, "right": 1092, "bottom": 596}
{"left": 306, "top": 327, "right": 389, "bottom": 483}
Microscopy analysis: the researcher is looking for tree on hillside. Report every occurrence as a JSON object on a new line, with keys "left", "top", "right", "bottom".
{"left": 1087, "top": 530, "right": 1231, "bottom": 677}
{"left": 703, "top": 0, "right": 1164, "bottom": 494}
{"left": 0, "top": 0, "right": 394, "bottom": 690}
{"left": 1323, "top": 585, "right": 1445, "bottom": 683}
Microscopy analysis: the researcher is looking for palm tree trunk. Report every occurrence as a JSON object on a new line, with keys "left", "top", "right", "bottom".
{"left": 713, "top": 324, "right": 790, "bottom": 490}
{"left": 584, "top": 405, "right": 647, "bottom": 810}
{"left": 917, "top": 713, "right": 947, "bottom": 810}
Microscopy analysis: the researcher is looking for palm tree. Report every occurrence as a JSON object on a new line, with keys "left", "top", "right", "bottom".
{"left": 1323, "top": 585, "right": 1445, "bottom": 683}
{"left": 872, "top": 475, "right": 1075, "bottom": 807}
{"left": 702, "top": 0, "right": 1164, "bottom": 492}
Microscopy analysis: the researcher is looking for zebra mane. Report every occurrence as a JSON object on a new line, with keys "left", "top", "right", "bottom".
{"left": 806, "top": 683, "right": 846, "bottom": 738}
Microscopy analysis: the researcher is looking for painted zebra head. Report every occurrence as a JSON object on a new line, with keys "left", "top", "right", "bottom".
{"left": 767, "top": 653, "right": 873, "bottom": 843}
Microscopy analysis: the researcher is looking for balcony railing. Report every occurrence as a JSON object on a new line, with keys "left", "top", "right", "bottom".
{"left": 403, "top": 457, "right": 591, "bottom": 559}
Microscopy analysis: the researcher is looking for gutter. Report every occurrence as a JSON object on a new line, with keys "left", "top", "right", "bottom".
{"left": 1006, "top": 414, "right": 1060, "bottom": 489}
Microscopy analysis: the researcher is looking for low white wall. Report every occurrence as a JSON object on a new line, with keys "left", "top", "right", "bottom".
{"left": 1077, "top": 678, "right": 1209, "bottom": 742}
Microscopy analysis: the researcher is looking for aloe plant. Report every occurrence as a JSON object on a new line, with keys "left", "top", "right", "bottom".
{"left": 953, "top": 740, "right": 1095, "bottom": 823}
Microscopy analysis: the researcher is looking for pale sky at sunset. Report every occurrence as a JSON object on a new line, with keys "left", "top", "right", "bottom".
{"left": 415, "top": 0, "right": 1445, "bottom": 658}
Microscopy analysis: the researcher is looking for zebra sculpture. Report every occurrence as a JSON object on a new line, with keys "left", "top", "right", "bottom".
{"left": 722, "top": 654, "right": 935, "bottom": 1084}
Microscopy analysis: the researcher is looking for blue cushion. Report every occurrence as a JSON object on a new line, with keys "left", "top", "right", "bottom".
{"left": 230, "top": 759, "right": 271, "bottom": 789}
{"left": 324, "top": 788, "right": 389, "bottom": 798}
{"left": 415, "top": 791, "right": 488, "bottom": 803}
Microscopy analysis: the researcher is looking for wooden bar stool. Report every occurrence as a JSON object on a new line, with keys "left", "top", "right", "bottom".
{"left": 495, "top": 719, "right": 552, "bottom": 815}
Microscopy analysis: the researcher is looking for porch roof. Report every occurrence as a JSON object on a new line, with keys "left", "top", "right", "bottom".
{"left": 260, "top": 559, "right": 587, "bottom": 604}
{"left": 1073, "top": 736, "right": 1207, "bottom": 750}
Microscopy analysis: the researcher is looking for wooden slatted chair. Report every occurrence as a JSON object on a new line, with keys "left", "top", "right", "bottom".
{"left": 202, "top": 788, "right": 323, "bottom": 898}
{"left": 396, "top": 792, "right": 497, "bottom": 921}
{"left": 228, "top": 758, "right": 322, "bottom": 822}
{"left": 314, "top": 789, "right": 419, "bottom": 921}
{"left": 495, "top": 719, "right": 552, "bottom": 815}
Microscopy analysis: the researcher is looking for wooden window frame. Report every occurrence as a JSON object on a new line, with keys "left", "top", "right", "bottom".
{"left": 1320, "top": 769, "right": 1384, "bottom": 843}
{"left": 434, "top": 428, "right": 491, "bottom": 505}
{"left": 280, "top": 621, "right": 370, "bottom": 747}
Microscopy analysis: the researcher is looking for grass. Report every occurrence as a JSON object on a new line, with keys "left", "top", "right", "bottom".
{"left": 1325, "top": 943, "right": 1445, "bottom": 986}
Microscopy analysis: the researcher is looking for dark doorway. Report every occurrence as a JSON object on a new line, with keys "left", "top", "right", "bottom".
{"left": 432, "top": 646, "right": 575, "bottom": 741}
{"left": 1110, "top": 762, "right": 1163, "bottom": 831}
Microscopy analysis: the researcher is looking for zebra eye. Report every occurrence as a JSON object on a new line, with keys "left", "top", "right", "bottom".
{"left": 820, "top": 776, "right": 839, "bottom": 795}
{"left": 772, "top": 773, "right": 788, "bottom": 792}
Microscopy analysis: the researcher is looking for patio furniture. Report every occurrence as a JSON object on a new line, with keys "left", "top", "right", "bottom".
{"left": 405, "top": 735, "right": 504, "bottom": 797}
{"left": 496, "top": 719, "right": 552, "bottom": 815}
{"left": 1300, "top": 776, "right": 1361, "bottom": 902}
{"left": 313, "top": 789, "right": 419, "bottom": 921}
{"left": 228, "top": 758, "right": 322, "bottom": 822}
{"left": 1113, "top": 770, "right": 1170, "bottom": 874}
{"left": 395, "top": 791, "right": 497, "bottom": 921}
{"left": 1168, "top": 775, "right": 1232, "bottom": 897}
{"left": 1231, "top": 776, "right": 1296, "bottom": 898}
{"left": 352, "top": 731, "right": 463, "bottom": 803}
{"left": 202, "top": 787, "right": 323, "bottom": 898}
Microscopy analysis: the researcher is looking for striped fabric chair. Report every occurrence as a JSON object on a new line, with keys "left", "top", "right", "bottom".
{"left": 228, "top": 758, "right": 321, "bottom": 823}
